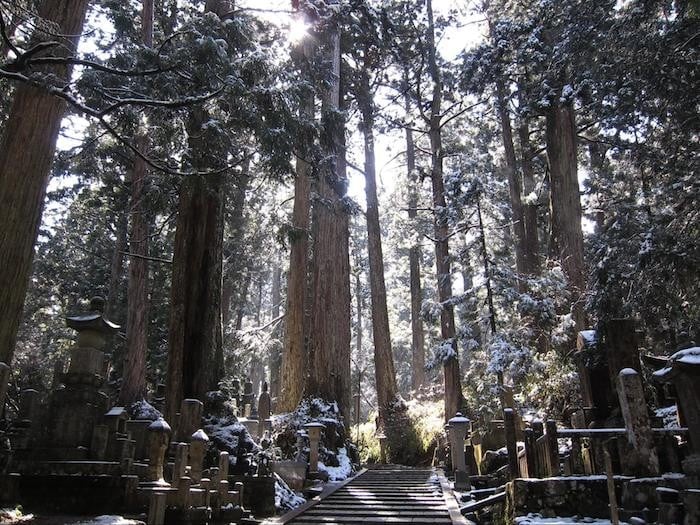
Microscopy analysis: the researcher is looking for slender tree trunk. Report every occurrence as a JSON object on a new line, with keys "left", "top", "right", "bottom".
{"left": 305, "top": 15, "right": 351, "bottom": 420}
{"left": 278, "top": 24, "right": 313, "bottom": 413}
{"left": 495, "top": 78, "right": 528, "bottom": 277}
{"left": 404, "top": 77, "right": 425, "bottom": 393}
{"left": 517, "top": 91, "right": 540, "bottom": 274}
{"left": 269, "top": 264, "right": 282, "bottom": 400}
{"left": 358, "top": 67, "right": 398, "bottom": 427}
{"left": 426, "top": 0, "right": 463, "bottom": 422}
{"left": 119, "top": 0, "right": 154, "bottom": 406}
{"left": 545, "top": 100, "right": 586, "bottom": 330}
{"left": 105, "top": 213, "right": 128, "bottom": 319}
{"left": 0, "top": 0, "right": 90, "bottom": 365}
{"left": 354, "top": 269, "right": 364, "bottom": 361}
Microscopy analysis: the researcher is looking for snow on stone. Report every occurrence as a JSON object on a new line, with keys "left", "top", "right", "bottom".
{"left": 656, "top": 405, "right": 679, "bottom": 429}
{"left": 673, "top": 346, "right": 700, "bottom": 365}
{"left": 516, "top": 515, "right": 629, "bottom": 524}
{"left": 72, "top": 516, "right": 145, "bottom": 525}
{"left": 129, "top": 400, "right": 162, "bottom": 421}
{"left": 318, "top": 447, "right": 352, "bottom": 481}
{"left": 619, "top": 367, "right": 638, "bottom": 376}
{"left": 273, "top": 472, "right": 306, "bottom": 511}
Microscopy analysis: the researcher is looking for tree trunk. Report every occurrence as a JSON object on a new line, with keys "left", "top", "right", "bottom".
{"left": 404, "top": 77, "right": 425, "bottom": 393}
{"left": 269, "top": 264, "right": 282, "bottom": 400}
{"left": 105, "top": 213, "right": 128, "bottom": 319}
{"left": 495, "top": 78, "right": 527, "bottom": 278}
{"left": 426, "top": 0, "right": 463, "bottom": 422}
{"left": 545, "top": 101, "right": 586, "bottom": 330}
{"left": 517, "top": 93, "right": 540, "bottom": 275}
{"left": 358, "top": 67, "right": 398, "bottom": 427}
{"left": 278, "top": 29, "right": 313, "bottom": 414}
{"left": 165, "top": 171, "right": 225, "bottom": 421}
{"left": 119, "top": 0, "right": 154, "bottom": 407}
{"left": 305, "top": 17, "right": 351, "bottom": 421}
{"left": 0, "top": 0, "right": 90, "bottom": 365}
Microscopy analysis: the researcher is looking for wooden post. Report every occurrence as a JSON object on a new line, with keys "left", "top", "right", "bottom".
{"left": 604, "top": 441, "right": 620, "bottom": 525}
{"left": 532, "top": 420, "right": 544, "bottom": 477}
{"left": 545, "top": 420, "right": 559, "bottom": 476}
{"left": 504, "top": 408, "right": 519, "bottom": 479}
{"left": 524, "top": 428, "right": 536, "bottom": 478}
{"left": 0, "top": 362, "right": 10, "bottom": 418}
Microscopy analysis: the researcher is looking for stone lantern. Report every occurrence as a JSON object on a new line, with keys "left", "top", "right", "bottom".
{"left": 49, "top": 296, "right": 119, "bottom": 450}
{"left": 448, "top": 412, "right": 471, "bottom": 490}
{"left": 145, "top": 418, "right": 172, "bottom": 486}
{"left": 303, "top": 422, "right": 325, "bottom": 474}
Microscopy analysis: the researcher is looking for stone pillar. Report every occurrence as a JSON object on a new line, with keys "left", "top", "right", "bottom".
{"left": 243, "top": 377, "right": 254, "bottom": 417}
{"left": 448, "top": 413, "right": 471, "bottom": 489}
{"left": 176, "top": 398, "right": 203, "bottom": 442}
{"left": 377, "top": 432, "right": 388, "bottom": 464}
{"left": 218, "top": 451, "right": 230, "bottom": 503}
{"left": 257, "top": 382, "right": 272, "bottom": 437}
{"left": 617, "top": 368, "right": 660, "bottom": 476}
{"left": 18, "top": 388, "right": 40, "bottom": 425}
{"left": 146, "top": 418, "right": 172, "bottom": 485}
{"left": 295, "top": 430, "right": 307, "bottom": 462}
{"left": 147, "top": 491, "right": 167, "bottom": 525}
{"left": 304, "top": 422, "right": 325, "bottom": 474}
{"left": 172, "top": 442, "right": 189, "bottom": 487}
{"left": 90, "top": 424, "right": 110, "bottom": 460}
{"left": 189, "top": 429, "right": 209, "bottom": 484}
{"left": 0, "top": 362, "right": 9, "bottom": 418}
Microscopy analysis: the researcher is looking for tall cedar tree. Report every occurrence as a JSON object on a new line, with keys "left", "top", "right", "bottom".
{"left": 0, "top": 0, "right": 91, "bottom": 365}
{"left": 278, "top": 8, "right": 313, "bottom": 413}
{"left": 119, "top": 0, "right": 154, "bottom": 406}
{"left": 356, "top": 35, "right": 399, "bottom": 427}
{"left": 165, "top": 0, "right": 228, "bottom": 420}
{"left": 425, "top": 0, "right": 464, "bottom": 421}
{"left": 304, "top": 2, "right": 352, "bottom": 419}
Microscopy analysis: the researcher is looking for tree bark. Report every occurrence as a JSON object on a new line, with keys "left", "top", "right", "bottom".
{"left": 545, "top": 100, "right": 586, "bottom": 330}
{"left": 517, "top": 92, "right": 540, "bottom": 275}
{"left": 404, "top": 77, "right": 426, "bottom": 393}
{"left": 358, "top": 66, "right": 398, "bottom": 427}
{"left": 0, "top": 0, "right": 90, "bottom": 365}
{"left": 105, "top": 213, "right": 128, "bottom": 319}
{"left": 426, "top": 0, "right": 464, "bottom": 422}
{"left": 495, "top": 78, "right": 528, "bottom": 278}
{"left": 165, "top": 170, "right": 225, "bottom": 420}
{"left": 278, "top": 25, "right": 313, "bottom": 414}
{"left": 268, "top": 263, "right": 282, "bottom": 400}
{"left": 119, "top": 0, "right": 154, "bottom": 407}
{"left": 305, "top": 16, "right": 351, "bottom": 421}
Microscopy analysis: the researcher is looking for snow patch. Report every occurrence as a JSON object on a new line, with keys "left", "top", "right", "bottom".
{"left": 72, "top": 516, "right": 145, "bottom": 525}
{"left": 516, "top": 515, "right": 628, "bottom": 524}
{"left": 318, "top": 447, "right": 352, "bottom": 481}
{"left": 273, "top": 472, "right": 306, "bottom": 511}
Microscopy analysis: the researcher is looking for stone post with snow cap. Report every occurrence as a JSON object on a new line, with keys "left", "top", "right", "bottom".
{"left": 617, "top": 368, "right": 660, "bottom": 476}
{"left": 176, "top": 398, "right": 203, "bottom": 442}
{"left": 304, "top": 422, "right": 325, "bottom": 474}
{"left": 145, "top": 417, "right": 172, "bottom": 485}
{"left": 448, "top": 412, "right": 471, "bottom": 489}
{"left": 189, "top": 429, "right": 209, "bottom": 483}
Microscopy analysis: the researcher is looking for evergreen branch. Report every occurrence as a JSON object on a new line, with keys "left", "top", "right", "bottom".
{"left": 119, "top": 251, "right": 173, "bottom": 265}
{"left": 0, "top": 8, "right": 19, "bottom": 58}
{"left": 25, "top": 56, "right": 175, "bottom": 76}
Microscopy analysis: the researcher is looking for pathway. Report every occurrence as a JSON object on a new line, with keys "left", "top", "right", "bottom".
{"left": 271, "top": 466, "right": 467, "bottom": 524}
